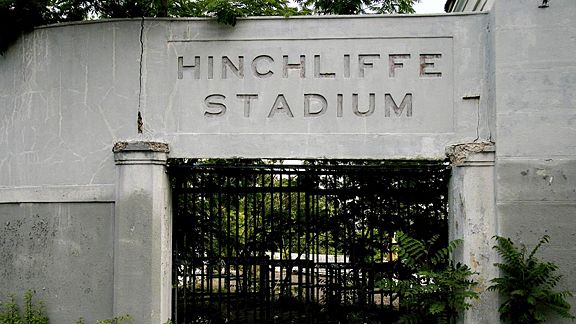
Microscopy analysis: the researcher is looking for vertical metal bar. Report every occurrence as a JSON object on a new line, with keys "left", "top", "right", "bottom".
{"left": 297, "top": 175, "right": 303, "bottom": 303}
{"left": 216, "top": 172, "right": 223, "bottom": 316}
{"left": 260, "top": 170, "right": 267, "bottom": 322}
{"left": 270, "top": 169, "right": 275, "bottom": 305}
{"left": 304, "top": 173, "right": 311, "bottom": 304}
{"left": 278, "top": 172, "right": 284, "bottom": 299}
{"left": 191, "top": 174, "right": 199, "bottom": 313}
{"left": 287, "top": 173, "right": 293, "bottom": 301}
{"left": 269, "top": 167, "right": 275, "bottom": 323}
{"left": 235, "top": 173, "right": 241, "bottom": 322}
{"left": 225, "top": 174, "right": 231, "bottom": 321}
{"left": 199, "top": 171, "right": 206, "bottom": 316}
{"left": 252, "top": 171, "right": 258, "bottom": 323}
{"left": 207, "top": 172, "right": 214, "bottom": 305}
{"left": 172, "top": 173, "right": 179, "bottom": 323}
{"left": 243, "top": 171, "right": 249, "bottom": 323}
{"left": 315, "top": 190, "right": 321, "bottom": 304}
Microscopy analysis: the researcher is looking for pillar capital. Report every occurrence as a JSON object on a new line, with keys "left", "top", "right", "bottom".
{"left": 446, "top": 141, "right": 495, "bottom": 167}
{"left": 113, "top": 141, "right": 169, "bottom": 165}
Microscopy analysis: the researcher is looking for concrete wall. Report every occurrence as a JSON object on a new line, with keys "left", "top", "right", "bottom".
{"left": 0, "top": 1, "right": 575, "bottom": 322}
{"left": 0, "top": 202, "right": 114, "bottom": 323}
{"left": 493, "top": 0, "right": 576, "bottom": 321}
{"left": 0, "top": 13, "right": 493, "bottom": 322}
{"left": 142, "top": 14, "right": 491, "bottom": 159}
{"left": 0, "top": 20, "right": 140, "bottom": 322}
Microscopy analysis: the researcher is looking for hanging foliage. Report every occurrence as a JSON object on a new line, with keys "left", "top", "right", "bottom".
{"left": 0, "top": 0, "right": 419, "bottom": 54}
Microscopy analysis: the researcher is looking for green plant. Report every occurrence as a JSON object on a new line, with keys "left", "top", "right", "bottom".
{"left": 95, "top": 314, "right": 132, "bottom": 324}
{"left": 0, "top": 290, "right": 48, "bottom": 324}
{"left": 378, "top": 232, "right": 478, "bottom": 324}
{"left": 0, "top": 295, "right": 22, "bottom": 324}
{"left": 489, "top": 235, "right": 575, "bottom": 324}
{"left": 76, "top": 314, "right": 132, "bottom": 324}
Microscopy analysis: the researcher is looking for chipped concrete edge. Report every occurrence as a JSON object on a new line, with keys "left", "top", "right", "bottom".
{"left": 446, "top": 141, "right": 495, "bottom": 165}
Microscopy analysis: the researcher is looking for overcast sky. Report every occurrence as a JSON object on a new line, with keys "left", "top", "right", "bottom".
{"left": 414, "top": 0, "right": 446, "bottom": 13}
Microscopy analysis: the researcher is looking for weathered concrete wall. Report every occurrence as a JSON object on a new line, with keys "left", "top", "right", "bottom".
{"left": 0, "top": 202, "right": 114, "bottom": 323}
{"left": 0, "top": 2, "right": 574, "bottom": 322}
{"left": 0, "top": 21, "right": 138, "bottom": 321}
{"left": 143, "top": 14, "right": 492, "bottom": 158}
{"left": 0, "top": 14, "right": 493, "bottom": 180}
{"left": 493, "top": 0, "right": 576, "bottom": 321}
{"left": 0, "top": 20, "right": 141, "bottom": 187}
{"left": 0, "top": 15, "right": 492, "bottom": 320}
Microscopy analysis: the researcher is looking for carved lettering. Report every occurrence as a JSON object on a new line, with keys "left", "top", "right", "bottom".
{"left": 178, "top": 47, "right": 447, "bottom": 122}
{"left": 337, "top": 94, "right": 343, "bottom": 117}
{"left": 385, "top": 93, "right": 412, "bottom": 117}
{"left": 358, "top": 54, "right": 380, "bottom": 78}
{"left": 419, "top": 54, "right": 442, "bottom": 77}
{"left": 177, "top": 52, "right": 445, "bottom": 80}
{"left": 178, "top": 56, "right": 200, "bottom": 79}
{"left": 352, "top": 93, "right": 375, "bottom": 117}
{"left": 236, "top": 94, "right": 259, "bottom": 117}
{"left": 222, "top": 56, "right": 244, "bottom": 79}
{"left": 283, "top": 55, "right": 306, "bottom": 78}
{"left": 304, "top": 94, "right": 328, "bottom": 117}
{"left": 204, "top": 94, "right": 227, "bottom": 117}
{"left": 207, "top": 56, "right": 214, "bottom": 79}
{"left": 343, "top": 55, "right": 350, "bottom": 78}
{"left": 268, "top": 94, "right": 294, "bottom": 118}
{"left": 252, "top": 55, "right": 274, "bottom": 78}
{"left": 389, "top": 54, "right": 410, "bottom": 78}
{"left": 314, "top": 55, "right": 336, "bottom": 79}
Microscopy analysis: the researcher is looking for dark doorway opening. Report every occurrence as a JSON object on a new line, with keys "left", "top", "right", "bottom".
{"left": 169, "top": 160, "right": 450, "bottom": 323}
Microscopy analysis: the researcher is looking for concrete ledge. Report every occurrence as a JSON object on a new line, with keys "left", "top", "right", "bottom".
{"left": 0, "top": 185, "right": 115, "bottom": 203}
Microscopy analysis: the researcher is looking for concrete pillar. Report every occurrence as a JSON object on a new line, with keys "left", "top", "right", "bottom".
{"left": 113, "top": 141, "right": 172, "bottom": 323}
{"left": 446, "top": 142, "right": 499, "bottom": 324}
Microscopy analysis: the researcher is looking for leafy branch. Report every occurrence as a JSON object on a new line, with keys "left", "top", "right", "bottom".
{"left": 489, "top": 235, "right": 575, "bottom": 324}
{"left": 378, "top": 232, "right": 478, "bottom": 324}
{"left": 0, "top": 0, "right": 421, "bottom": 54}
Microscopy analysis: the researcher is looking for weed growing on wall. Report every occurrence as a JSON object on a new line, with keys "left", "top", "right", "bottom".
{"left": 76, "top": 315, "right": 132, "bottom": 324}
{"left": 378, "top": 232, "right": 478, "bottom": 324}
{"left": 0, "top": 295, "right": 21, "bottom": 324}
{"left": 489, "top": 235, "right": 575, "bottom": 323}
{"left": 0, "top": 290, "right": 48, "bottom": 324}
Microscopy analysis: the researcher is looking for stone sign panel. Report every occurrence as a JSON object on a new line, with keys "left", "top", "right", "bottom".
{"left": 166, "top": 37, "right": 453, "bottom": 136}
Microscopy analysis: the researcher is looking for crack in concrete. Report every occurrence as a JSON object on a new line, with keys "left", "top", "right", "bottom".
{"left": 137, "top": 17, "right": 145, "bottom": 134}
{"left": 475, "top": 98, "right": 480, "bottom": 141}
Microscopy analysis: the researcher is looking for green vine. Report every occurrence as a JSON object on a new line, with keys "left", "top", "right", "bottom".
{"left": 489, "top": 235, "right": 575, "bottom": 323}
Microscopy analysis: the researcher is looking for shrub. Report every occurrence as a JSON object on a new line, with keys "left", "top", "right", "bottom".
{"left": 489, "top": 235, "right": 575, "bottom": 323}
{"left": 378, "top": 232, "right": 478, "bottom": 324}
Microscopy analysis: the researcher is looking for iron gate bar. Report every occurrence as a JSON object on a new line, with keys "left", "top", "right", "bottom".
{"left": 170, "top": 160, "right": 450, "bottom": 324}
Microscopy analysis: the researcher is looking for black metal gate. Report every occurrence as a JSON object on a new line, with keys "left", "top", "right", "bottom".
{"left": 170, "top": 160, "right": 450, "bottom": 323}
